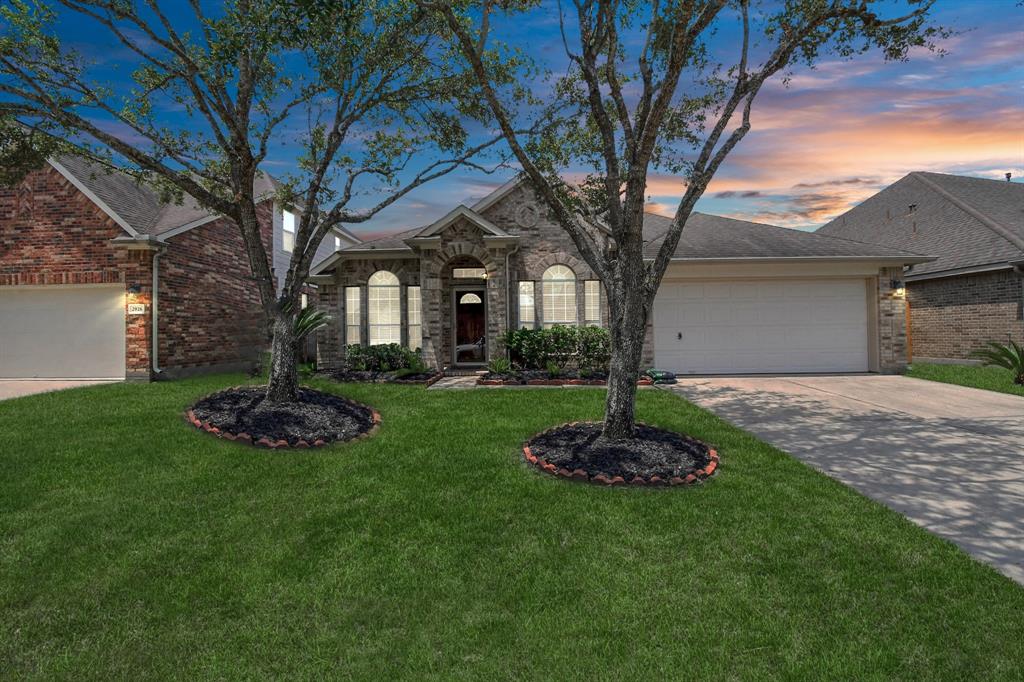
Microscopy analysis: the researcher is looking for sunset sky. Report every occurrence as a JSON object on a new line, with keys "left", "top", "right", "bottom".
{"left": 53, "top": 0, "right": 1024, "bottom": 239}
{"left": 334, "top": 0, "right": 1023, "bottom": 239}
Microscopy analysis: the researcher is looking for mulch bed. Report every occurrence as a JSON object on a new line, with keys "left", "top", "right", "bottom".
{"left": 480, "top": 370, "right": 654, "bottom": 387}
{"left": 317, "top": 369, "right": 444, "bottom": 386}
{"left": 524, "top": 421, "right": 718, "bottom": 486}
{"left": 186, "top": 386, "right": 379, "bottom": 449}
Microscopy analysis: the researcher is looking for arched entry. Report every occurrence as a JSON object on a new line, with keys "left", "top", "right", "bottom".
{"left": 444, "top": 256, "right": 488, "bottom": 366}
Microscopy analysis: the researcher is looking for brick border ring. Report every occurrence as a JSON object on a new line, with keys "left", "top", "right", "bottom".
{"left": 522, "top": 421, "right": 719, "bottom": 486}
{"left": 184, "top": 386, "right": 381, "bottom": 449}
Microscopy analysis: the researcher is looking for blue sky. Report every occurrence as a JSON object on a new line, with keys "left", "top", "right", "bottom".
{"left": 52, "top": 0, "right": 1024, "bottom": 239}
{"left": 331, "top": 0, "right": 1023, "bottom": 239}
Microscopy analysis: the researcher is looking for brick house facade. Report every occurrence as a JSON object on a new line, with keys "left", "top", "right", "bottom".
{"left": 312, "top": 178, "right": 923, "bottom": 375}
{"left": 0, "top": 160, "right": 276, "bottom": 380}
{"left": 819, "top": 172, "right": 1024, "bottom": 362}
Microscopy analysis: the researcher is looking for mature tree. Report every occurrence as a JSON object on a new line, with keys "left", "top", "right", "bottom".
{"left": 425, "top": 0, "right": 946, "bottom": 440}
{"left": 0, "top": 0, "right": 512, "bottom": 403}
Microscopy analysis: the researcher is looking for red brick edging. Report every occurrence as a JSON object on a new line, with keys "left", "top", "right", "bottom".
{"left": 479, "top": 377, "right": 655, "bottom": 387}
{"left": 523, "top": 421, "right": 719, "bottom": 486}
{"left": 184, "top": 387, "right": 382, "bottom": 449}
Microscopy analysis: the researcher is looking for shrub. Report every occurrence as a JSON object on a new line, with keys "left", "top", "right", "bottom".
{"left": 972, "top": 340, "right": 1024, "bottom": 384}
{"left": 487, "top": 357, "right": 512, "bottom": 374}
{"left": 344, "top": 344, "right": 421, "bottom": 372}
{"left": 577, "top": 325, "right": 611, "bottom": 372}
{"left": 545, "top": 360, "right": 562, "bottom": 378}
{"left": 501, "top": 325, "right": 611, "bottom": 371}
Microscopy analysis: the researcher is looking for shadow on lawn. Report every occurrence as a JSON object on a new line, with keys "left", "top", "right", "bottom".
{"left": 666, "top": 381, "right": 1024, "bottom": 586}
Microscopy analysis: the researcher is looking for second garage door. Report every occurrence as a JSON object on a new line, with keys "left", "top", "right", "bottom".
{"left": 653, "top": 278, "right": 869, "bottom": 374}
{"left": 0, "top": 285, "right": 126, "bottom": 379}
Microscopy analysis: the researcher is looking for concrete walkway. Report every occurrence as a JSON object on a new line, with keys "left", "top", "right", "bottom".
{"left": 665, "top": 375, "right": 1024, "bottom": 585}
{"left": 0, "top": 379, "right": 119, "bottom": 401}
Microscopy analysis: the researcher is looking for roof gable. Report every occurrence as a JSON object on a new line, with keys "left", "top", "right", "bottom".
{"left": 818, "top": 172, "right": 1024, "bottom": 277}
{"left": 412, "top": 205, "right": 511, "bottom": 238}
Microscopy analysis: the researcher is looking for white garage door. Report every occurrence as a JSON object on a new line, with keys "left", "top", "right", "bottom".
{"left": 653, "top": 279, "right": 869, "bottom": 374}
{"left": 0, "top": 286, "right": 126, "bottom": 379}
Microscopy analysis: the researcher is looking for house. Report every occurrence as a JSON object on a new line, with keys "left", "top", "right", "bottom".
{"left": 818, "top": 172, "right": 1024, "bottom": 362}
{"left": 0, "top": 155, "right": 359, "bottom": 380}
{"left": 310, "top": 177, "right": 932, "bottom": 375}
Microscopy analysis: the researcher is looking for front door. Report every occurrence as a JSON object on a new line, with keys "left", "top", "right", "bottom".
{"left": 453, "top": 289, "right": 486, "bottom": 365}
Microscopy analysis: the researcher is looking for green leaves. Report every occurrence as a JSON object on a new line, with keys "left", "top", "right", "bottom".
{"left": 971, "top": 340, "right": 1024, "bottom": 385}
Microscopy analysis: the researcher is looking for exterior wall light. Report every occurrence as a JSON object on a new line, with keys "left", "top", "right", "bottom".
{"left": 890, "top": 279, "right": 906, "bottom": 297}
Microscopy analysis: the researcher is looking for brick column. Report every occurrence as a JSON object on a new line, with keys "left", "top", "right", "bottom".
{"left": 877, "top": 266, "right": 908, "bottom": 373}
{"left": 315, "top": 283, "right": 343, "bottom": 369}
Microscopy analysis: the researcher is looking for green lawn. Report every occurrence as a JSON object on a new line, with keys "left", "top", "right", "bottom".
{"left": 1, "top": 376, "right": 1022, "bottom": 680}
{"left": 907, "top": 362, "right": 1024, "bottom": 397}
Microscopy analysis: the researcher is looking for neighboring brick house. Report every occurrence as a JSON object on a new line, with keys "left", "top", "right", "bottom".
{"left": 311, "top": 177, "right": 931, "bottom": 375}
{"left": 0, "top": 155, "right": 358, "bottom": 380}
{"left": 819, "top": 172, "right": 1024, "bottom": 362}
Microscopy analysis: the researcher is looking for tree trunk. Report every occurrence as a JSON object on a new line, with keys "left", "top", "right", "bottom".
{"left": 265, "top": 313, "right": 299, "bottom": 403}
{"left": 601, "top": 285, "right": 649, "bottom": 441}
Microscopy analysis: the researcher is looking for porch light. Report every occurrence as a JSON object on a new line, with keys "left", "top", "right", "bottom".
{"left": 890, "top": 279, "right": 906, "bottom": 297}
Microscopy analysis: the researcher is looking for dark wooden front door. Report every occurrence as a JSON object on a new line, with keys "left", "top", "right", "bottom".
{"left": 454, "top": 289, "right": 486, "bottom": 365}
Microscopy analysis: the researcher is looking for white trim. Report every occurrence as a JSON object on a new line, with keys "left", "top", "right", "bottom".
{"left": 470, "top": 176, "right": 526, "bottom": 213}
{"left": 660, "top": 255, "right": 934, "bottom": 265}
{"left": 155, "top": 213, "right": 221, "bottom": 240}
{"left": 904, "top": 261, "right": 1016, "bottom": 282}
{"left": 48, "top": 159, "right": 139, "bottom": 237}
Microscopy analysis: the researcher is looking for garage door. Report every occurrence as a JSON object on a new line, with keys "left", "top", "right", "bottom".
{"left": 0, "top": 286, "right": 125, "bottom": 379}
{"left": 653, "top": 279, "right": 869, "bottom": 374}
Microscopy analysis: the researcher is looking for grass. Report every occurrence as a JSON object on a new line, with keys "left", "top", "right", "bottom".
{"left": 1, "top": 376, "right": 1022, "bottom": 680}
{"left": 907, "top": 362, "right": 1024, "bottom": 397}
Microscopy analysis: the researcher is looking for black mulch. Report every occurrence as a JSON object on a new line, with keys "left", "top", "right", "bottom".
{"left": 528, "top": 422, "right": 711, "bottom": 480}
{"left": 191, "top": 387, "right": 374, "bottom": 446}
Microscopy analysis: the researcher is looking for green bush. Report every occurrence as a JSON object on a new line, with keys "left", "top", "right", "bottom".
{"left": 345, "top": 344, "right": 422, "bottom": 372}
{"left": 577, "top": 325, "right": 611, "bottom": 372}
{"left": 487, "top": 357, "right": 512, "bottom": 374}
{"left": 501, "top": 325, "right": 611, "bottom": 371}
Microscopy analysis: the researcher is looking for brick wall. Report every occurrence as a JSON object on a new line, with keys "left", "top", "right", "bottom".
{"left": 0, "top": 163, "right": 277, "bottom": 379}
{"left": 908, "top": 269, "right": 1024, "bottom": 360}
{"left": 877, "top": 266, "right": 908, "bottom": 373}
{"left": 0, "top": 164, "right": 153, "bottom": 377}
{"left": 158, "top": 202, "right": 274, "bottom": 376}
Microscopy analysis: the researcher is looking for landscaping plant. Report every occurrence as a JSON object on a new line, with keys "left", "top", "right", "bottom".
{"left": 426, "top": 0, "right": 946, "bottom": 439}
{"left": 972, "top": 340, "right": 1024, "bottom": 385}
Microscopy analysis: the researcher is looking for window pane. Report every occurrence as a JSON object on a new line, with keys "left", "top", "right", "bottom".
{"left": 518, "top": 281, "right": 535, "bottom": 329}
{"left": 542, "top": 265, "right": 576, "bottom": 327}
{"left": 283, "top": 210, "right": 296, "bottom": 253}
{"left": 585, "top": 280, "right": 601, "bottom": 326}
{"left": 368, "top": 271, "right": 401, "bottom": 345}
{"left": 345, "top": 286, "right": 361, "bottom": 345}
{"left": 407, "top": 286, "right": 422, "bottom": 351}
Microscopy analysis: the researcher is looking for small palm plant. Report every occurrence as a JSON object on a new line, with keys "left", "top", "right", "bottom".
{"left": 972, "top": 340, "right": 1024, "bottom": 385}
{"left": 294, "top": 306, "right": 331, "bottom": 341}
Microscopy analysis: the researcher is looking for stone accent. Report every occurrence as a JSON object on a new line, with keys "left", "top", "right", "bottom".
{"left": 908, "top": 269, "right": 1024, "bottom": 360}
{"left": 877, "top": 266, "right": 909, "bottom": 373}
{"left": 0, "top": 163, "right": 275, "bottom": 380}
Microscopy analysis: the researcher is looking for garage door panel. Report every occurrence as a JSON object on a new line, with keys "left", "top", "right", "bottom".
{"left": 0, "top": 286, "right": 125, "bottom": 379}
{"left": 654, "top": 278, "right": 868, "bottom": 374}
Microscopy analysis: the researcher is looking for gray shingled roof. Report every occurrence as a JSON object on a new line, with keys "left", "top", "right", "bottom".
{"left": 343, "top": 209, "right": 927, "bottom": 261}
{"left": 817, "top": 172, "right": 1024, "bottom": 277}
{"left": 642, "top": 212, "right": 927, "bottom": 260}
{"left": 54, "top": 155, "right": 280, "bottom": 236}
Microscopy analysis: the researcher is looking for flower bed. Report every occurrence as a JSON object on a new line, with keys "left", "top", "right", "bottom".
{"left": 523, "top": 421, "right": 718, "bottom": 486}
{"left": 186, "top": 386, "right": 380, "bottom": 448}
{"left": 318, "top": 369, "right": 444, "bottom": 386}
{"left": 479, "top": 371, "right": 652, "bottom": 387}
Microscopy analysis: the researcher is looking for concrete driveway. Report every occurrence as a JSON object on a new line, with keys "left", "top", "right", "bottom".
{"left": 666, "top": 375, "right": 1024, "bottom": 585}
{"left": 0, "top": 379, "right": 120, "bottom": 401}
